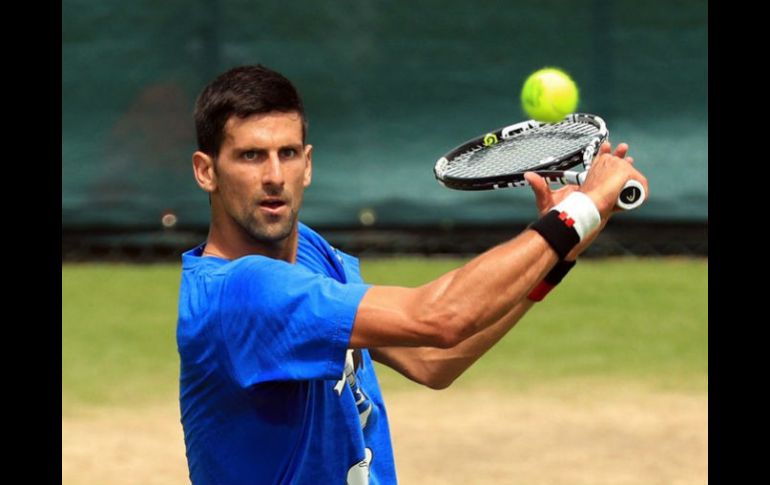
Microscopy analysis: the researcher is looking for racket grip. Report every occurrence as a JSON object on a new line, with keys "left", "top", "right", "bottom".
{"left": 570, "top": 172, "right": 645, "bottom": 211}
{"left": 617, "top": 180, "right": 645, "bottom": 210}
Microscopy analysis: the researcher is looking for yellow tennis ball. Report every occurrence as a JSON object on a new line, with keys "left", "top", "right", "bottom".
{"left": 521, "top": 67, "right": 579, "bottom": 122}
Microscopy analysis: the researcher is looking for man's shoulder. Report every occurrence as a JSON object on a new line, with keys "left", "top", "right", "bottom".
{"left": 298, "top": 222, "right": 355, "bottom": 259}
{"left": 298, "top": 222, "right": 329, "bottom": 246}
{"left": 297, "top": 222, "right": 337, "bottom": 261}
{"left": 298, "top": 223, "right": 363, "bottom": 278}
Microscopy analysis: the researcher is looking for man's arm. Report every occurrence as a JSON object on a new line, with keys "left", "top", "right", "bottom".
{"left": 349, "top": 228, "right": 557, "bottom": 350}
{"left": 366, "top": 190, "right": 611, "bottom": 388}
{"left": 358, "top": 142, "right": 639, "bottom": 387}
{"left": 347, "top": 146, "right": 646, "bottom": 350}
{"left": 368, "top": 250, "right": 590, "bottom": 388}
{"left": 369, "top": 297, "right": 535, "bottom": 389}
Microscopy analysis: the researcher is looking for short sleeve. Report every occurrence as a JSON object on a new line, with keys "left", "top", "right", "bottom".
{"left": 217, "top": 256, "right": 370, "bottom": 388}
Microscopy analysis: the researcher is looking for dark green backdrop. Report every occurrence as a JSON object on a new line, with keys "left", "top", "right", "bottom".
{"left": 63, "top": 0, "right": 707, "bottom": 229}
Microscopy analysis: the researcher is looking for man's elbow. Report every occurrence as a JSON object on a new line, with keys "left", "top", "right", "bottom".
{"left": 404, "top": 361, "right": 458, "bottom": 390}
{"left": 422, "top": 374, "right": 456, "bottom": 390}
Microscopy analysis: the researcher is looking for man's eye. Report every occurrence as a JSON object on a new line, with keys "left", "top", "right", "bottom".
{"left": 280, "top": 148, "right": 298, "bottom": 158}
{"left": 243, "top": 150, "right": 258, "bottom": 160}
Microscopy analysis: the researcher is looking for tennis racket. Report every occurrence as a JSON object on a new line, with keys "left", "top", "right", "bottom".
{"left": 433, "top": 113, "right": 645, "bottom": 210}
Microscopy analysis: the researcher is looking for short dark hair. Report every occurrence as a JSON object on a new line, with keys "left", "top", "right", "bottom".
{"left": 194, "top": 65, "right": 307, "bottom": 157}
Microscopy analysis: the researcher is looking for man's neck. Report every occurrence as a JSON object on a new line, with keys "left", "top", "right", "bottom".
{"left": 203, "top": 221, "right": 299, "bottom": 263}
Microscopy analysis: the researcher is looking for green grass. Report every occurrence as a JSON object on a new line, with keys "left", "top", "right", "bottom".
{"left": 62, "top": 257, "right": 707, "bottom": 411}
{"left": 62, "top": 264, "right": 183, "bottom": 410}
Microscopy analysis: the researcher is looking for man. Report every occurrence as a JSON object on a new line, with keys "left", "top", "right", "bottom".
{"left": 177, "top": 64, "right": 648, "bottom": 484}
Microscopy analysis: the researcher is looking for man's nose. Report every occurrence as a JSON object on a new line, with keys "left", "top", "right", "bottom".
{"left": 262, "top": 153, "right": 285, "bottom": 187}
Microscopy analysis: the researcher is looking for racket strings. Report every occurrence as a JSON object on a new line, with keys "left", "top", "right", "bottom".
{"left": 446, "top": 122, "right": 600, "bottom": 179}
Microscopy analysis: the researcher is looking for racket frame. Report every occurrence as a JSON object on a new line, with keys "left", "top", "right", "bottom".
{"left": 434, "top": 113, "right": 608, "bottom": 191}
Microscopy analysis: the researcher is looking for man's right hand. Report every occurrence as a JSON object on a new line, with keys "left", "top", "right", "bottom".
{"left": 580, "top": 149, "right": 649, "bottom": 220}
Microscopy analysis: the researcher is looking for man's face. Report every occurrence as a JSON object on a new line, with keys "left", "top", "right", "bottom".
{"left": 212, "top": 111, "right": 312, "bottom": 246}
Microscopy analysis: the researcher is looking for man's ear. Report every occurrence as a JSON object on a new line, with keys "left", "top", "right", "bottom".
{"left": 192, "top": 151, "right": 217, "bottom": 193}
{"left": 303, "top": 144, "right": 313, "bottom": 187}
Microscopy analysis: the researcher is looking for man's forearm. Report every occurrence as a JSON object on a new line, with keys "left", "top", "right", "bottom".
{"left": 412, "top": 230, "right": 557, "bottom": 344}
{"left": 352, "top": 229, "right": 558, "bottom": 349}
{"left": 370, "top": 298, "right": 536, "bottom": 389}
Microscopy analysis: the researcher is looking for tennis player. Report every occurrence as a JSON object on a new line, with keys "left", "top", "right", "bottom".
{"left": 177, "top": 64, "right": 648, "bottom": 484}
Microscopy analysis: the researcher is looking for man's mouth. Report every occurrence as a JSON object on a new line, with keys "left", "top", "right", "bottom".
{"left": 259, "top": 198, "right": 287, "bottom": 213}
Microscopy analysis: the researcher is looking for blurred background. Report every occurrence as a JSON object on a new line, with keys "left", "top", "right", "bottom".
{"left": 63, "top": 0, "right": 707, "bottom": 260}
{"left": 62, "top": 1, "right": 707, "bottom": 484}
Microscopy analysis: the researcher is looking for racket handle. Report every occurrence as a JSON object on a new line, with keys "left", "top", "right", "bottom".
{"left": 616, "top": 180, "right": 645, "bottom": 210}
{"left": 569, "top": 172, "right": 645, "bottom": 211}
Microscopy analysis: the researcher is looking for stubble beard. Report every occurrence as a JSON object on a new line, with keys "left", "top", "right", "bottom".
{"left": 241, "top": 205, "right": 298, "bottom": 246}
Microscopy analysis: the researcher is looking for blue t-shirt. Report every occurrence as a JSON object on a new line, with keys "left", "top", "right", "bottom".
{"left": 177, "top": 223, "right": 397, "bottom": 485}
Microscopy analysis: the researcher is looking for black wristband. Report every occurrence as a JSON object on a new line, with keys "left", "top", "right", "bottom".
{"left": 529, "top": 210, "right": 580, "bottom": 260}
{"left": 543, "top": 259, "right": 577, "bottom": 286}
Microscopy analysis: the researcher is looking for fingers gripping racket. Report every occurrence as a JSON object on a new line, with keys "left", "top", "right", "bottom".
{"left": 433, "top": 113, "right": 645, "bottom": 210}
